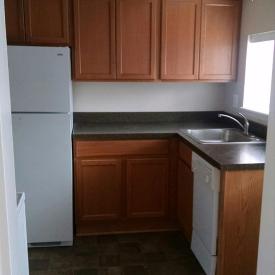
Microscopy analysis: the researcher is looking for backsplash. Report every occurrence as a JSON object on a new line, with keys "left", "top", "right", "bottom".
{"left": 72, "top": 82, "right": 226, "bottom": 112}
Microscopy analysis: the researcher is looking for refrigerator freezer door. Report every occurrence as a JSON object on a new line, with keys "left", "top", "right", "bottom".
{"left": 12, "top": 113, "right": 73, "bottom": 245}
{"left": 8, "top": 46, "right": 72, "bottom": 113}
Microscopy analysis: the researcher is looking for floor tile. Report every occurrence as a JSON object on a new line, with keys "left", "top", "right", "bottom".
{"left": 73, "top": 255, "right": 99, "bottom": 268}
{"left": 98, "top": 243, "right": 119, "bottom": 255}
{"left": 74, "top": 268, "right": 98, "bottom": 275}
{"left": 99, "top": 255, "right": 120, "bottom": 267}
{"left": 97, "top": 235, "right": 118, "bottom": 244}
{"left": 123, "top": 265, "right": 149, "bottom": 275}
{"left": 140, "top": 241, "right": 159, "bottom": 254}
{"left": 29, "top": 259, "right": 50, "bottom": 271}
{"left": 120, "top": 252, "right": 143, "bottom": 265}
{"left": 73, "top": 245, "right": 99, "bottom": 257}
{"left": 30, "top": 271, "right": 73, "bottom": 275}
{"left": 28, "top": 232, "right": 205, "bottom": 275}
{"left": 143, "top": 252, "right": 166, "bottom": 263}
{"left": 148, "top": 262, "right": 204, "bottom": 275}
{"left": 74, "top": 236, "right": 98, "bottom": 247}
{"left": 28, "top": 248, "right": 50, "bottom": 260}
{"left": 98, "top": 267, "right": 122, "bottom": 275}
{"left": 49, "top": 256, "right": 73, "bottom": 270}
{"left": 119, "top": 242, "right": 141, "bottom": 254}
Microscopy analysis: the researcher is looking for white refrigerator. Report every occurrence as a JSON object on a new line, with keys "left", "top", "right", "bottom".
{"left": 8, "top": 46, "right": 73, "bottom": 246}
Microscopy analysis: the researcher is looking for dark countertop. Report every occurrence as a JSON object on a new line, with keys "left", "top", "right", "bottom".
{"left": 73, "top": 112, "right": 266, "bottom": 171}
{"left": 177, "top": 131, "right": 266, "bottom": 171}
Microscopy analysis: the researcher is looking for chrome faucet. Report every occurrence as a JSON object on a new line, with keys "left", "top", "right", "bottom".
{"left": 218, "top": 112, "right": 250, "bottom": 135}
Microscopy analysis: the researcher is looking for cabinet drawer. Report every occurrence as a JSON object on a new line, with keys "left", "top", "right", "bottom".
{"left": 179, "top": 142, "right": 192, "bottom": 167}
{"left": 74, "top": 139, "right": 170, "bottom": 157}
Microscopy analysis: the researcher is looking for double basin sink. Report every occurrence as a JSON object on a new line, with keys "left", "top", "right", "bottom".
{"left": 181, "top": 128, "right": 265, "bottom": 145}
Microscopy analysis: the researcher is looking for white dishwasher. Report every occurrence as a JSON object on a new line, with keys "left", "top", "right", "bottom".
{"left": 191, "top": 153, "right": 220, "bottom": 275}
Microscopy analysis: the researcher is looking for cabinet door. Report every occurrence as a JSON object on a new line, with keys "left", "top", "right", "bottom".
{"left": 178, "top": 159, "right": 193, "bottom": 242}
{"left": 4, "top": 0, "right": 25, "bottom": 44}
{"left": 161, "top": 0, "right": 200, "bottom": 80}
{"left": 75, "top": 159, "right": 122, "bottom": 222}
{"left": 73, "top": 0, "right": 116, "bottom": 80}
{"left": 24, "top": 0, "right": 69, "bottom": 45}
{"left": 116, "top": 0, "right": 159, "bottom": 80}
{"left": 199, "top": 0, "right": 241, "bottom": 80}
{"left": 126, "top": 158, "right": 169, "bottom": 218}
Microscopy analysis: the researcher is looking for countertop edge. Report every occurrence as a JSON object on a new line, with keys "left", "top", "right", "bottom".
{"left": 72, "top": 131, "right": 265, "bottom": 171}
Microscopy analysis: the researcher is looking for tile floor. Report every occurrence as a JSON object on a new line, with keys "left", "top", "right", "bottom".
{"left": 28, "top": 231, "right": 205, "bottom": 275}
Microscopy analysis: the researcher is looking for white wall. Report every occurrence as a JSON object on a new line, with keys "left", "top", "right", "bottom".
{"left": 257, "top": 44, "right": 275, "bottom": 275}
{"left": 224, "top": 0, "right": 275, "bottom": 124}
{"left": 0, "top": 0, "right": 18, "bottom": 274}
{"left": 73, "top": 82, "right": 226, "bottom": 112}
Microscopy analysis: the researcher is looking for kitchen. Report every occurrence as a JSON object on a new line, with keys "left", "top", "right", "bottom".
{"left": 0, "top": 0, "right": 274, "bottom": 275}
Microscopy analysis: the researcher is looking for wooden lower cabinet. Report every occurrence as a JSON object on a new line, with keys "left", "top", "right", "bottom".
{"left": 74, "top": 139, "right": 177, "bottom": 235}
{"left": 177, "top": 158, "right": 193, "bottom": 242}
{"left": 216, "top": 169, "right": 264, "bottom": 275}
{"left": 75, "top": 158, "right": 122, "bottom": 223}
{"left": 74, "top": 138, "right": 264, "bottom": 275}
{"left": 126, "top": 158, "right": 169, "bottom": 218}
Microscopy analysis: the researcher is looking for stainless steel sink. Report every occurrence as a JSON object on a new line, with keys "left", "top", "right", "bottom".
{"left": 181, "top": 128, "right": 265, "bottom": 144}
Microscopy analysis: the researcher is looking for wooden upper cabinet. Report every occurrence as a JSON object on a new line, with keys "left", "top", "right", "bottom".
{"left": 5, "top": 0, "right": 242, "bottom": 82}
{"left": 161, "top": 0, "right": 201, "bottom": 80}
{"left": 116, "top": 0, "right": 159, "bottom": 80}
{"left": 24, "top": 0, "right": 70, "bottom": 45}
{"left": 126, "top": 158, "right": 169, "bottom": 218}
{"left": 73, "top": 0, "right": 116, "bottom": 80}
{"left": 4, "top": 0, "right": 25, "bottom": 44}
{"left": 199, "top": 0, "right": 241, "bottom": 80}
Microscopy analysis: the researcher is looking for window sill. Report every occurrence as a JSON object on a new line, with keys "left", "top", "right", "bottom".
{"left": 240, "top": 107, "right": 268, "bottom": 125}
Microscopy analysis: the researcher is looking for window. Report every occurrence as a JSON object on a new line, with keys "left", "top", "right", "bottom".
{"left": 243, "top": 31, "right": 275, "bottom": 114}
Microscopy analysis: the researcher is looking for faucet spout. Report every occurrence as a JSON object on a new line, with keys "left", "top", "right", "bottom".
{"left": 237, "top": 112, "right": 250, "bottom": 135}
{"left": 218, "top": 113, "right": 250, "bottom": 135}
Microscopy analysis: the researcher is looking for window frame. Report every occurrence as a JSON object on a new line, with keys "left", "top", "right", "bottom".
{"left": 242, "top": 31, "right": 275, "bottom": 116}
